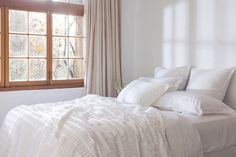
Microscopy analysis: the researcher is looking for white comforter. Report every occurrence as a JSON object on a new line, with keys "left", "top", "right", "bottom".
{"left": 0, "top": 95, "right": 203, "bottom": 157}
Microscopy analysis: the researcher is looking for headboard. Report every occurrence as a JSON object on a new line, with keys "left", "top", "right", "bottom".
{"left": 224, "top": 71, "right": 236, "bottom": 110}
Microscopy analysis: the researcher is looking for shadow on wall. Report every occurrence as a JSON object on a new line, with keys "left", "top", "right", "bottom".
{"left": 161, "top": 0, "right": 236, "bottom": 68}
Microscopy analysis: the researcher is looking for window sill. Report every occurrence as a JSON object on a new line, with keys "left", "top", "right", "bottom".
{"left": 0, "top": 83, "right": 84, "bottom": 92}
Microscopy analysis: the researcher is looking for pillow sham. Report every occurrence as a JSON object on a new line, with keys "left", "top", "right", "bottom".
{"left": 154, "top": 65, "right": 191, "bottom": 91}
{"left": 186, "top": 67, "right": 235, "bottom": 101}
{"left": 153, "top": 91, "right": 235, "bottom": 116}
{"left": 117, "top": 78, "right": 173, "bottom": 106}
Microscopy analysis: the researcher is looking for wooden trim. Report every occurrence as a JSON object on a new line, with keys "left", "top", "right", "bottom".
{"left": 0, "top": 0, "right": 84, "bottom": 16}
{"left": 8, "top": 81, "right": 48, "bottom": 87}
{"left": 0, "top": 8, "right": 4, "bottom": 87}
{"left": 5, "top": 7, "right": 10, "bottom": 87}
{"left": 48, "top": 11, "right": 53, "bottom": 85}
{"left": 0, "top": 82, "right": 84, "bottom": 92}
{"left": 51, "top": 79, "right": 84, "bottom": 85}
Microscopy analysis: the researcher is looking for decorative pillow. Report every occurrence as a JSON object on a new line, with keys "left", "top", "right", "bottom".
{"left": 117, "top": 78, "right": 172, "bottom": 106}
{"left": 186, "top": 67, "right": 235, "bottom": 101}
{"left": 154, "top": 65, "right": 191, "bottom": 91}
{"left": 153, "top": 91, "right": 235, "bottom": 116}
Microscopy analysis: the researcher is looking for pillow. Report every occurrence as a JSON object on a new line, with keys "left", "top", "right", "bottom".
{"left": 154, "top": 65, "right": 191, "bottom": 91}
{"left": 186, "top": 67, "right": 235, "bottom": 101}
{"left": 153, "top": 91, "right": 234, "bottom": 116}
{"left": 140, "top": 77, "right": 180, "bottom": 92}
{"left": 117, "top": 78, "right": 171, "bottom": 106}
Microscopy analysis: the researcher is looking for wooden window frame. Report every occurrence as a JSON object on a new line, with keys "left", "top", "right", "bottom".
{"left": 0, "top": 0, "right": 84, "bottom": 91}
{"left": 0, "top": 8, "right": 4, "bottom": 87}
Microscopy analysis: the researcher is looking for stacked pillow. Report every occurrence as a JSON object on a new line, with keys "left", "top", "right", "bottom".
{"left": 153, "top": 91, "right": 234, "bottom": 116}
{"left": 154, "top": 67, "right": 235, "bottom": 115}
{"left": 117, "top": 66, "right": 191, "bottom": 106}
{"left": 154, "top": 66, "right": 191, "bottom": 90}
{"left": 186, "top": 68, "right": 235, "bottom": 101}
{"left": 118, "top": 65, "right": 236, "bottom": 115}
{"left": 117, "top": 77, "right": 178, "bottom": 106}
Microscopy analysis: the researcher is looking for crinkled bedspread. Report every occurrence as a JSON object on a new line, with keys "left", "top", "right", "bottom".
{"left": 0, "top": 95, "right": 203, "bottom": 157}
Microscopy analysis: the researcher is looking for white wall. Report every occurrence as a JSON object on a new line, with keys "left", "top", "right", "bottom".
{"left": 0, "top": 88, "right": 85, "bottom": 124}
{"left": 121, "top": 0, "right": 236, "bottom": 84}
{"left": 121, "top": 0, "right": 136, "bottom": 85}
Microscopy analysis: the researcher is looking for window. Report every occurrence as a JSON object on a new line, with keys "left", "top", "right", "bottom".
{"left": 9, "top": 10, "right": 47, "bottom": 82}
{"left": 0, "top": 0, "right": 84, "bottom": 90}
{"left": 52, "top": 14, "right": 84, "bottom": 81}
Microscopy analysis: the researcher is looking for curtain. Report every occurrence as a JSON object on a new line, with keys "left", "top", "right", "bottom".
{"left": 85, "top": 0, "right": 122, "bottom": 97}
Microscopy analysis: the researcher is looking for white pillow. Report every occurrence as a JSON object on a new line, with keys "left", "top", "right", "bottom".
{"left": 153, "top": 92, "right": 234, "bottom": 116}
{"left": 117, "top": 78, "right": 170, "bottom": 106}
{"left": 154, "top": 66, "right": 191, "bottom": 91}
{"left": 140, "top": 77, "right": 180, "bottom": 92}
{"left": 186, "top": 67, "right": 235, "bottom": 101}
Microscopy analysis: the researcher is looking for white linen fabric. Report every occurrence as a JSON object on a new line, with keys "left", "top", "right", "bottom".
{"left": 224, "top": 70, "right": 236, "bottom": 110}
{"left": 161, "top": 111, "right": 203, "bottom": 157}
{"left": 0, "top": 95, "right": 203, "bottom": 157}
{"left": 154, "top": 65, "right": 191, "bottom": 91}
{"left": 117, "top": 78, "right": 170, "bottom": 106}
{"left": 187, "top": 67, "right": 235, "bottom": 101}
{"left": 204, "top": 145, "right": 236, "bottom": 157}
{"left": 185, "top": 113, "right": 236, "bottom": 153}
{"left": 154, "top": 92, "right": 234, "bottom": 115}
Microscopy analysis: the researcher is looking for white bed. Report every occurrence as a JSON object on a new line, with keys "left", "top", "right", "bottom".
{"left": 0, "top": 95, "right": 236, "bottom": 157}
{"left": 184, "top": 71, "right": 236, "bottom": 157}
{"left": 1, "top": 68, "right": 236, "bottom": 157}
{"left": 184, "top": 113, "right": 236, "bottom": 156}
{"left": 0, "top": 95, "right": 203, "bottom": 157}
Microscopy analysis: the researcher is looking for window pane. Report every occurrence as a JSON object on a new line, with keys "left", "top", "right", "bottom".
{"left": 69, "top": 38, "right": 83, "bottom": 58}
{"left": 53, "top": 14, "right": 68, "bottom": 35}
{"left": 9, "top": 35, "right": 28, "bottom": 57}
{"left": 9, "top": 10, "right": 28, "bottom": 33}
{"left": 52, "top": 13, "right": 84, "bottom": 81}
{"left": 29, "top": 59, "right": 46, "bottom": 81}
{"left": 9, "top": 59, "right": 28, "bottom": 81}
{"left": 69, "top": 15, "right": 83, "bottom": 36}
{"left": 29, "top": 12, "right": 47, "bottom": 35}
{"left": 9, "top": 10, "right": 48, "bottom": 83}
{"left": 53, "top": 37, "right": 68, "bottom": 58}
{"left": 53, "top": 0, "right": 84, "bottom": 4}
{"left": 29, "top": 36, "right": 47, "bottom": 57}
{"left": 70, "top": 0, "right": 84, "bottom": 4}
{"left": 69, "top": 59, "right": 84, "bottom": 79}
{"left": 53, "top": 59, "right": 68, "bottom": 80}
{"left": 53, "top": 0, "right": 69, "bottom": 2}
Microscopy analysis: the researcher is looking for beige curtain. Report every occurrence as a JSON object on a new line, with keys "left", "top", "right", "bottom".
{"left": 85, "top": 0, "right": 122, "bottom": 97}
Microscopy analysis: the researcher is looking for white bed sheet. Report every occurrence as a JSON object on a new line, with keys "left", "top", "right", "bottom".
{"left": 184, "top": 113, "right": 236, "bottom": 153}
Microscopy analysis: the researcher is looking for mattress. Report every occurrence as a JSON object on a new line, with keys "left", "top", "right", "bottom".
{"left": 183, "top": 113, "right": 236, "bottom": 153}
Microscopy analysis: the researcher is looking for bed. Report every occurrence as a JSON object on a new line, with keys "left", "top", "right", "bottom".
{"left": 1, "top": 67, "right": 236, "bottom": 157}
{"left": 188, "top": 71, "right": 236, "bottom": 157}
{"left": 0, "top": 95, "right": 203, "bottom": 157}
{"left": 185, "top": 113, "right": 236, "bottom": 157}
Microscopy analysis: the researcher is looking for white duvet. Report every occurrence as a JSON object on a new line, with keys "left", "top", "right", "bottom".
{"left": 0, "top": 95, "right": 203, "bottom": 157}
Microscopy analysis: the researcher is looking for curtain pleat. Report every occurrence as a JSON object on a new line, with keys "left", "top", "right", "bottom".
{"left": 85, "top": 0, "right": 122, "bottom": 97}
